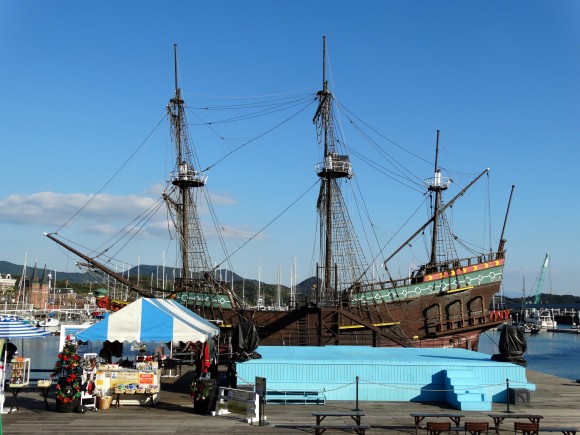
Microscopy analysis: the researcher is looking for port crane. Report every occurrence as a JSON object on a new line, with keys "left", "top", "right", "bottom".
{"left": 532, "top": 253, "right": 550, "bottom": 304}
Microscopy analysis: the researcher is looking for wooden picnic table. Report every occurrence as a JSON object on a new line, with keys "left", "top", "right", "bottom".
{"left": 539, "top": 428, "right": 578, "bottom": 435}
{"left": 410, "top": 412, "right": 465, "bottom": 435}
{"left": 487, "top": 413, "right": 544, "bottom": 434}
{"left": 311, "top": 411, "right": 368, "bottom": 435}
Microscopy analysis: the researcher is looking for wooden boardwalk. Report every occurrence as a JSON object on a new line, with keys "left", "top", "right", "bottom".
{"left": 1, "top": 369, "right": 579, "bottom": 434}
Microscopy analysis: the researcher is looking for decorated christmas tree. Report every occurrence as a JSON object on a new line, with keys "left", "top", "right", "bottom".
{"left": 51, "top": 335, "right": 83, "bottom": 405}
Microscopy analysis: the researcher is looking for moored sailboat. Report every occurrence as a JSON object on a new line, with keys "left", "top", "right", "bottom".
{"left": 46, "top": 40, "right": 513, "bottom": 350}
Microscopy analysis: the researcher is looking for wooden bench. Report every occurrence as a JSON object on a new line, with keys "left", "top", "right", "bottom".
{"left": 487, "top": 413, "right": 543, "bottom": 434}
{"left": 311, "top": 411, "right": 367, "bottom": 434}
{"left": 311, "top": 424, "right": 370, "bottom": 435}
{"left": 452, "top": 421, "right": 491, "bottom": 434}
{"left": 539, "top": 428, "right": 578, "bottom": 435}
{"left": 410, "top": 413, "right": 465, "bottom": 435}
{"left": 266, "top": 390, "right": 325, "bottom": 404}
{"left": 426, "top": 421, "right": 453, "bottom": 434}
{"left": 313, "top": 411, "right": 366, "bottom": 425}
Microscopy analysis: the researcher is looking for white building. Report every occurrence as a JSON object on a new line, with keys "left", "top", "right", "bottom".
{"left": 0, "top": 274, "right": 17, "bottom": 292}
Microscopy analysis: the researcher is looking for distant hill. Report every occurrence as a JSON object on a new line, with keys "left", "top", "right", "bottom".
{"left": 0, "top": 260, "right": 89, "bottom": 283}
{"left": 501, "top": 294, "right": 580, "bottom": 306}
{"left": 0, "top": 260, "right": 316, "bottom": 296}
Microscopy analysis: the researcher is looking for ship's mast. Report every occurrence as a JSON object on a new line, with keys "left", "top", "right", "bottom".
{"left": 45, "top": 46, "right": 238, "bottom": 308}
{"left": 165, "top": 44, "right": 212, "bottom": 290}
{"left": 426, "top": 130, "right": 450, "bottom": 269}
{"left": 314, "top": 37, "right": 369, "bottom": 303}
{"left": 321, "top": 37, "right": 333, "bottom": 297}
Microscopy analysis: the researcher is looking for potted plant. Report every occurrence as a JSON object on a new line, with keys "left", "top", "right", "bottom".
{"left": 51, "top": 335, "right": 83, "bottom": 412}
{"left": 191, "top": 377, "right": 216, "bottom": 415}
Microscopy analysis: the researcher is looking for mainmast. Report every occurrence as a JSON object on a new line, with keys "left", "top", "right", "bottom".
{"left": 313, "top": 37, "right": 368, "bottom": 304}
{"left": 320, "top": 36, "right": 334, "bottom": 298}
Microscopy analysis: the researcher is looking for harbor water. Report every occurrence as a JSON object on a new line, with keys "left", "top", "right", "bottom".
{"left": 9, "top": 328, "right": 580, "bottom": 382}
{"left": 478, "top": 328, "right": 580, "bottom": 381}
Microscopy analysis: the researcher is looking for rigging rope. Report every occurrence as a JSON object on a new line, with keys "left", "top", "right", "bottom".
{"left": 334, "top": 98, "right": 431, "bottom": 172}
{"left": 214, "top": 179, "right": 320, "bottom": 270}
{"left": 55, "top": 115, "right": 166, "bottom": 233}
{"left": 201, "top": 99, "right": 316, "bottom": 172}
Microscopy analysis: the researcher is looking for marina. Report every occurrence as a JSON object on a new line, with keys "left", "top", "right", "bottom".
{"left": 1, "top": 6, "right": 578, "bottom": 435}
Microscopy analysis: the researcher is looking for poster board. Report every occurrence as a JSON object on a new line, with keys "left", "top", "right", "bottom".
{"left": 59, "top": 324, "right": 91, "bottom": 351}
{"left": 9, "top": 357, "right": 30, "bottom": 387}
{"left": 95, "top": 369, "right": 160, "bottom": 406}
{"left": 96, "top": 369, "right": 159, "bottom": 390}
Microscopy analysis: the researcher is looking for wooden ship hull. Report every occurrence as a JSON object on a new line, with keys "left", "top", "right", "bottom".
{"left": 176, "top": 256, "right": 507, "bottom": 350}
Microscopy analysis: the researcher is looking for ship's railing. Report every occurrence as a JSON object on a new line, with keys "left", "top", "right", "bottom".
{"left": 425, "top": 175, "right": 451, "bottom": 189}
{"left": 170, "top": 166, "right": 208, "bottom": 186}
{"left": 361, "top": 251, "right": 504, "bottom": 292}
{"left": 314, "top": 154, "right": 353, "bottom": 178}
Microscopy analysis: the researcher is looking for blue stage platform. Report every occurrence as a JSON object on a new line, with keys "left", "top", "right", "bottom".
{"left": 235, "top": 346, "right": 535, "bottom": 411}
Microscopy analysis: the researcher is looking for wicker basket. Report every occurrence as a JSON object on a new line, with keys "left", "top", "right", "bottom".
{"left": 97, "top": 396, "right": 113, "bottom": 410}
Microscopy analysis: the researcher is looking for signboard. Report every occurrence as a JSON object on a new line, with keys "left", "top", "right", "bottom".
{"left": 213, "top": 387, "right": 260, "bottom": 424}
{"left": 255, "top": 377, "right": 266, "bottom": 399}
{"left": 138, "top": 372, "right": 155, "bottom": 385}
{"left": 226, "top": 389, "right": 252, "bottom": 414}
{"left": 110, "top": 371, "right": 139, "bottom": 387}
{"left": 58, "top": 324, "right": 91, "bottom": 351}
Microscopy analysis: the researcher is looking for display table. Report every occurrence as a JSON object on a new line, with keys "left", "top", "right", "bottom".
{"left": 7, "top": 386, "right": 25, "bottom": 413}
{"left": 38, "top": 385, "right": 51, "bottom": 412}
{"left": 114, "top": 390, "right": 157, "bottom": 408}
{"left": 95, "top": 367, "right": 160, "bottom": 407}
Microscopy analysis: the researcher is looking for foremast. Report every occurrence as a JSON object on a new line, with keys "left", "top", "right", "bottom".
{"left": 163, "top": 45, "right": 237, "bottom": 309}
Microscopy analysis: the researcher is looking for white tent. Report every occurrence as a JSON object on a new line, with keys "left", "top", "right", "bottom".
{"left": 77, "top": 298, "right": 219, "bottom": 343}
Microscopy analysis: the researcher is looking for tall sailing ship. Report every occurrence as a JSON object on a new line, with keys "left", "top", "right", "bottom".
{"left": 46, "top": 41, "right": 513, "bottom": 350}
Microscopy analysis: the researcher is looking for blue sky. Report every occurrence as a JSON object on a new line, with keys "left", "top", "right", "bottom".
{"left": 1, "top": 1, "right": 579, "bottom": 298}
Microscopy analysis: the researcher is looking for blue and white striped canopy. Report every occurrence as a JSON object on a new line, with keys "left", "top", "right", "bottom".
{"left": 0, "top": 317, "right": 52, "bottom": 338}
{"left": 77, "top": 298, "right": 220, "bottom": 343}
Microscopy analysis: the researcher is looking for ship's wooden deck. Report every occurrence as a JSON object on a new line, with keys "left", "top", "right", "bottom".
{"left": 1, "top": 368, "right": 579, "bottom": 434}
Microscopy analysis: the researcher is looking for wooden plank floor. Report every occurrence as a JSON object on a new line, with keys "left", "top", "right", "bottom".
{"left": 1, "top": 369, "right": 579, "bottom": 434}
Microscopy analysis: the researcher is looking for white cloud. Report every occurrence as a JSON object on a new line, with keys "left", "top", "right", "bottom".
{"left": 0, "top": 191, "right": 160, "bottom": 227}
{"left": 0, "top": 190, "right": 243, "bottom": 240}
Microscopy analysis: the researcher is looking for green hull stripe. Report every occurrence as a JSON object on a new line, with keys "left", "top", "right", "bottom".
{"left": 352, "top": 265, "right": 504, "bottom": 305}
